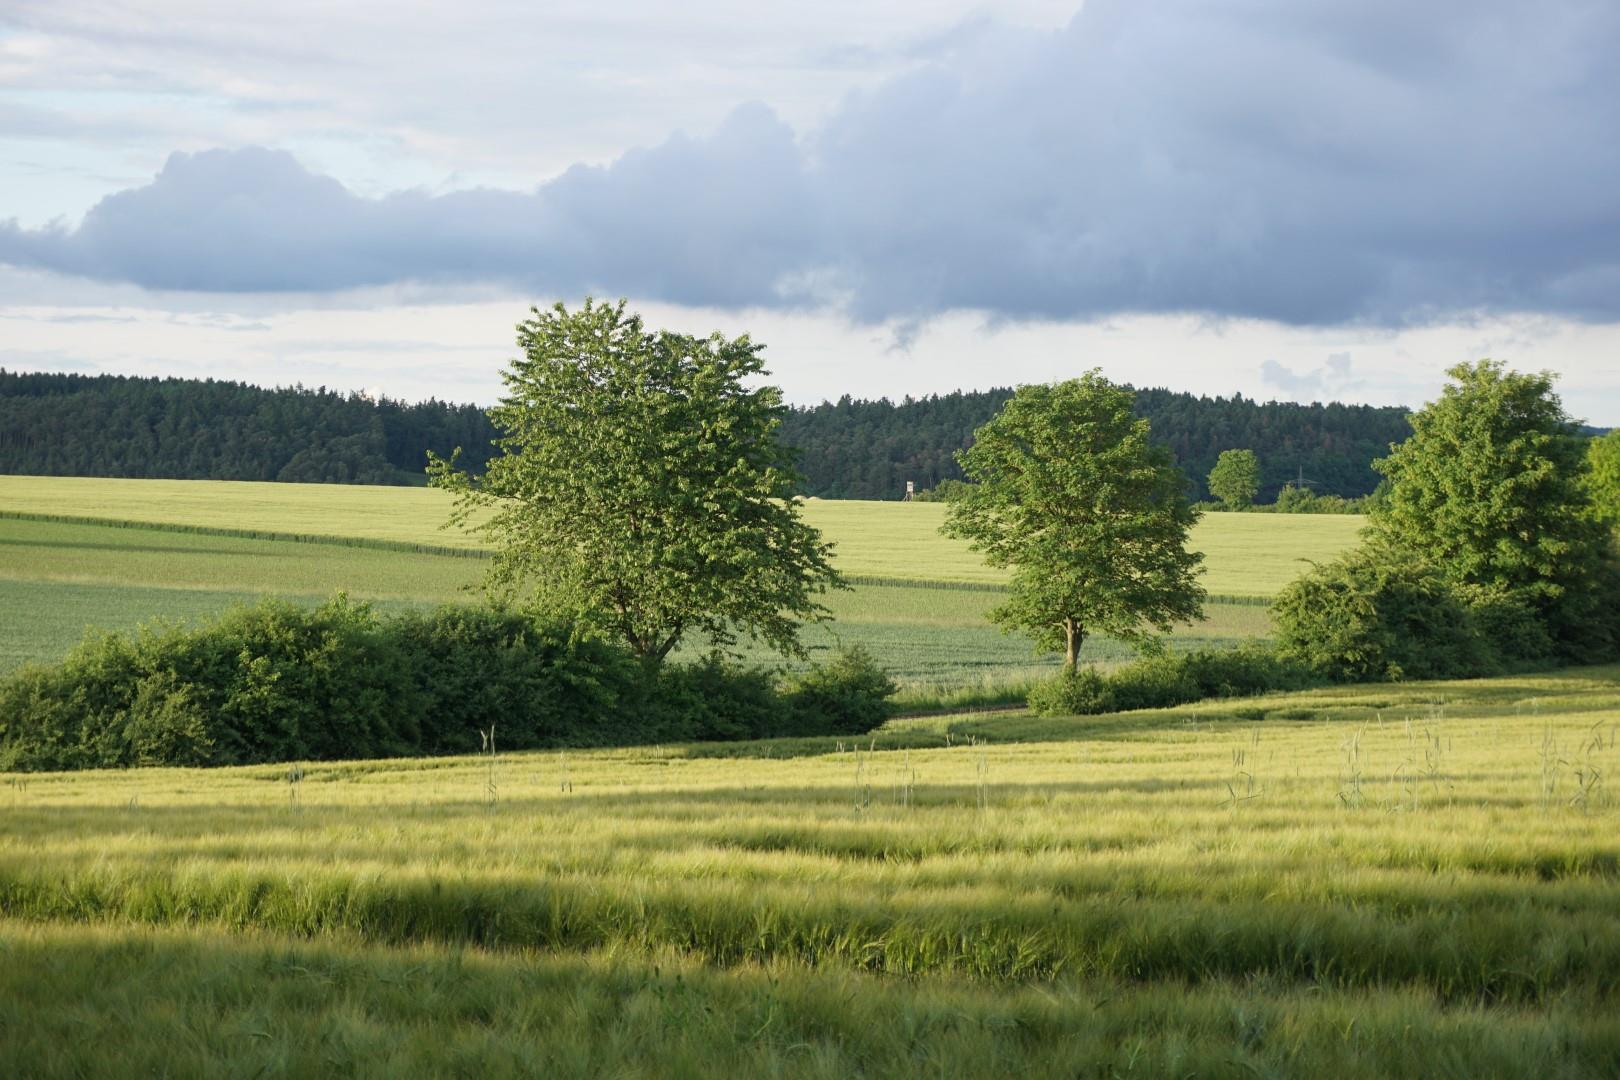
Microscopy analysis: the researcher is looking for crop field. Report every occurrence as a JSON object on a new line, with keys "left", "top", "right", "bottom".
{"left": 3, "top": 669, "right": 1619, "bottom": 1075}
{"left": 0, "top": 482, "right": 1280, "bottom": 687}
{"left": 0, "top": 474, "right": 1363, "bottom": 596}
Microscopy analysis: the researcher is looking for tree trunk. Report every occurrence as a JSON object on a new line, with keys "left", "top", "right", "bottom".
{"left": 1063, "top": 619, "right": 1083, "bottom": 671}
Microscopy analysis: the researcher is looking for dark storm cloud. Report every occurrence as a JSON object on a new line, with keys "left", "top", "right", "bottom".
{"left": 2, "top": 0, "right": 1618, "bottom": 325}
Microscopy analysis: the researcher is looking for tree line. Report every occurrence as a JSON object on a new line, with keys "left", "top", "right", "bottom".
{"left": 3, "top": 368, "right": 1417, "bottom": 499}
{"left": 0, "top": 370, "right": 498, "bottom": 485}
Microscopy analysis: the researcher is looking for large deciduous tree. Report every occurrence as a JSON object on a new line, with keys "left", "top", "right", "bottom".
{"left": 430, "top": 299, "right": 841, "bottom": 665}
{"left": 941, "top": 373, "right": 1206, "bottom": 670}
{"left": 1207, "top": 448, "right": 1261, "bottom": 509}
{"left": 1367, "top": 360, "right": 1614, "bottom": 652}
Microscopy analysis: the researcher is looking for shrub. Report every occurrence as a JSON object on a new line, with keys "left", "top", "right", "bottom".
{"left": 387, "top": 606, "right": 642, "bottom": 752}
{"left": 1273, "top": 551, "right": 1497, "bottom": 682}
{"left": 1457, "top": 585, "right": 1556, "bottom": 669}
{"left": 782, "top": 645, "right": 899, "bottom": 736}
{"left": 647, "top": 655, "right": 787, "bottom": 743}
{"left": 1105, "top": 653, "right": 1201, "bottom": 711}
{"left": 1181, "top": 642, "right": 1313, "bottom": 698}
{"left": 1027, "top": 667, "right": 1113, "bottom": 716}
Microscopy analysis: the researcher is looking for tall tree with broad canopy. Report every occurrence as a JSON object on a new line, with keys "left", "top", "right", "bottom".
{"left": 941, "top": 373, "right": 1206, "bottom": 670}
{"left": 429, "top": 299, "right": 841, "bottom": 665}
{"left": 1367, "top": 360, "right": 1617, "bottom": 654}
{"left": 1207, "top": 448, "right": 1261, "bottom": 508}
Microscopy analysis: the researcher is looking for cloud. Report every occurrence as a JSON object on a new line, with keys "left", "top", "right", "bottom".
{"left": 3, "top": 0, "right": 1619, "bottom": 326}
{"left": 1261, "top": 352, "right": 1363, "bottom": 401}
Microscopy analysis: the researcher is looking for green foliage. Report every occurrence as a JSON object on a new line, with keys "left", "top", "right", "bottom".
{"left": 782, "top": 644, "right": 899, "bottom": 735}
{"left": 779, "top": 384, "right": 1413, "bottom": 501}
{"left": 1369, "top": 360, "right": 1614, "bottom": 657}
{"left": 1266, "top": 484, "right": 1369, "bottom": 514}
{"left": 1180, "top": 641, "right": 1313, "bottom": 697}
{"left": 0, "top": 597, "right": 902, "bottom": 771}
{"left": 1025, "top": 643, "right": 1314, "bottom": 716}
{"left": 943, "top": 373, "right": 1206, "bottom": 668}
{"left": 908, "top": 478, "right": 973, "bottom": 502}
{"left": 1587, "top": 430, "right": 1620, "bottom": 529}
{"left": 1207, "top": 449, "right": 1261, "bottom": 508}
{"left": 387, "top": 606, "right": 645, "bottom": 753}
{"left": 430, "top": 300, "right": 840, "bottom": 664}
{"left": 0, "top": 596, "right": 422, "bottom": 771}
{"left": 0, "top": 369, "right": 496, "bottom": 484}
{"left": 1272, "top": 551, "right": 1499, "bottom": 682}
{"left": 1026, "top": 666, "right": 1114, "bottom": 716}
{"left": 3, "top": 369, "right": 1419, "bottom": 502}
{"left": 645, "top": 655, "right": 788, "bottom": 742}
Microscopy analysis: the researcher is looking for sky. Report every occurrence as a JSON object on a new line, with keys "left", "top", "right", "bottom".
{"left": 2, "top": 1, "right": 1619, "bottom": 420}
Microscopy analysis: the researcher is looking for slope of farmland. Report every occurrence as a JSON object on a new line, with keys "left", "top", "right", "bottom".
{"left": 0, "top": 475, "right": 1363, "bottom": 597}
{"left": 0, "top": 517, "right": 1270, "bottom": 681}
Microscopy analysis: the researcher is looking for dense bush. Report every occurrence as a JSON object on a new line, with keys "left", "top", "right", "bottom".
{"left": 782, "top": 645, "right": 899, "bottom": 735}
{"left": 1180, "top": 642, "right": 1314, "bottom": 698}
{"left": 1026, "top": 666, "right": 1114, "bottom": 716}
{"left": 0, "top": 598, "right": 423, "bottom": 771}
{"left": 1104, "top": 653, "right": 1202, "bottom": 712}
{"left": 387, "top": 605, "right": 646, "bottom": 753}
{"left": 1272, "top": 552, "right": 1497, "bottom": 682}
{"left": 0, "top": 599, "right": 898, "bottom": 771}
{"left": 1026, "top": 644, "right": 1314, "bottom": 717}
{"left": 646, "top": 655, "right": 788, "bottom": 742}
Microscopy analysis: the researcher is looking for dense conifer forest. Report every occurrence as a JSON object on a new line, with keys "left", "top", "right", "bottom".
{"left": 0, "top": 371, "right": 497, "bottom": 485}
{"left": 2, "top": 369, "right": 1416, "bottom": 498}
{"left": 782, "top": 387, "right": 1413, "bottom": 499}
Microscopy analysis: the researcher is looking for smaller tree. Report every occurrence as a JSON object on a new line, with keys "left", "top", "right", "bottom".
{"left": 1207, "top": 449, "right": 1261, "bottom": 509}
{"left": 942, "top": 373, "right": 1206, "bottom": 670}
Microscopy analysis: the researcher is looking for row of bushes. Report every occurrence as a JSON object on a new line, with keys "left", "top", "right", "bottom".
{"left": 1195, "top": 485, "right": 1377, "bottom": 515}
{"left": 0, "top": 597, "right": 897, "bottom": 771}
{"left": 1027, "top": 643, "right": 1316, "bottom": 716}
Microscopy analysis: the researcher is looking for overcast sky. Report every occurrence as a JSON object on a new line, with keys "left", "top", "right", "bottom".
{"left": 3, "top": 1, "right": 1619, "bottom": 420}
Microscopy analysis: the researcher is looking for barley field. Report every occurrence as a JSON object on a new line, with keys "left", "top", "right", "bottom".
{"left": 3, "top": 669, "right": 1618, "bottom": 1076}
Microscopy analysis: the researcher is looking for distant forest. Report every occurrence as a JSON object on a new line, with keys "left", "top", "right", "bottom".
{"left": 781, "top": 388, "right": 1414, "bottom": 500}
{"left": 0, "top": 370, "right": 498, "bottom": 486}
{"left": 2, "top": 369, "right": 1416, "bottom": 499}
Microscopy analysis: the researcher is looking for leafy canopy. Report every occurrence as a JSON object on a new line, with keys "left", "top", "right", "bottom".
{"left": 941, "top": 373, "right": 1206, "bottom": 669}
{"left": 1367, "top": 360, "right": 1607, "bottom": 613}
{"left": 1587, "top": 430, "right": 1620, "bottom": 529}
{"left": 430, "top": 299, "right": 841, "bottom": 664}
{"left": 1207, "top": 448, "right": 1261, "bottom": 509}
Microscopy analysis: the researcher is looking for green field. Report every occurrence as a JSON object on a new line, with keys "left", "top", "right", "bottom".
{"left": 0, "top": 474, "right": 1364, "bottom": 596}
{"left": 3, "top": 670, "right": 1618, "bottom": 1075}
{"left": 0, "top": 477, "right": 1302, "bottom": 687}
{"left": 3, "top": 475, "right": 1618, "bottom": 1074}
{"left": 0, "top": 516, "right": 1271, "bottom": 691}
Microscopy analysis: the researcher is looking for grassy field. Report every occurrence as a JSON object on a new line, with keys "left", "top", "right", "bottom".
{"left": 0, "top": 501, "right": 1273, "bottom": 687}
{"left": 3, "top": 668, "right": 1618, "bottom": 1075}
{"left": 0, "top": 474, "right": 1363, "bottom": 596}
